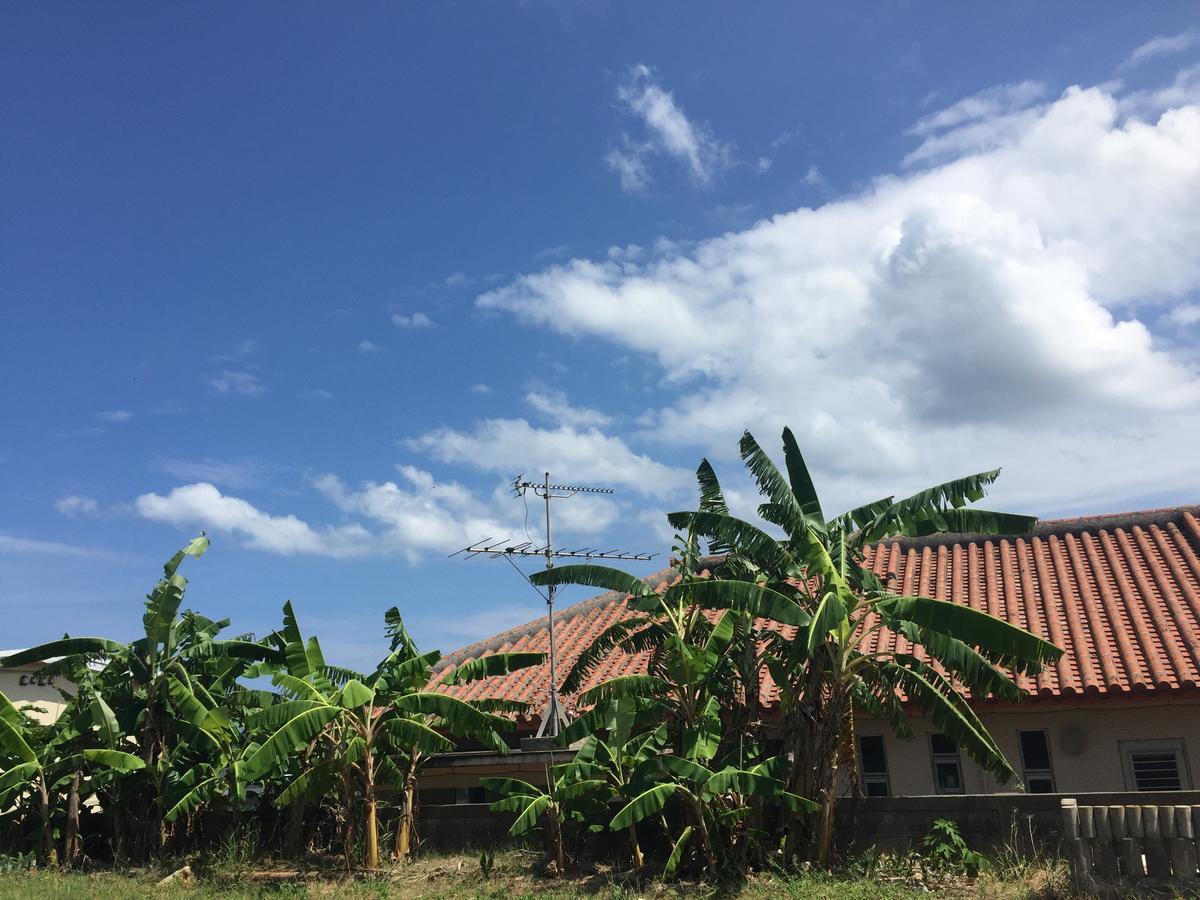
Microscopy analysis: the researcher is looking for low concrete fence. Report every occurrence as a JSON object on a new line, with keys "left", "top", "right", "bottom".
{"left": 417, "top": 791, "right": 1200, "bottom": 866}
{"left": 841, "top": 791, "right": 1200, "bottom": 853}
{"left": 1061, "top": 798, "right": 1200, "bottom": 889}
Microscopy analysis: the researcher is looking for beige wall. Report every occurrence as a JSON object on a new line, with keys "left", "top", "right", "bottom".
{"left": 0, "top": 665, "right": 72, "bottom": 724}
{"left": 860, "top": 695, "right": 1200, "bottom": 796}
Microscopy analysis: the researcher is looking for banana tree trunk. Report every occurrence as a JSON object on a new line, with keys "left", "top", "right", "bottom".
{"left": 687, "top": 795, "right": 718, "bottom": 878}
{"left": 285, "top": 740, "right": 317, "bottom": 857}
{"left": 627, "top": 823, "right": 644, "bottom": 870}
{"left": 362, "top": 743, "right": 379, "bottom": 869}
{"left": 63, "top": 770, "right": 82, "bottom": 867}
{"left": 393, "top": 775, "right": 416, "bottom": 860}
{"left": 284, "top": 795, "right": 308, "bottom": 856}
{"left": 364, "top": 796, "right": 379, "bottom": 869}
{"left": 37, "top": 779, "right": 57, "bottom": 866}
{"left": 547, "top": 808, "right": 566, "bottom": 873}
{"left": 811, "top": 688, "right": 850, "bottom": 868}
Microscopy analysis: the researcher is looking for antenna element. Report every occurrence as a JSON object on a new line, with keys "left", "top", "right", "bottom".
{"left": 451, "top": 473, "right": 657, "bottom": 738}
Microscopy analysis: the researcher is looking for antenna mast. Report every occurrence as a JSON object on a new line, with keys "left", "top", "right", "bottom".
{"left": 451, "top": 472, "right": 656, "bottom": 738}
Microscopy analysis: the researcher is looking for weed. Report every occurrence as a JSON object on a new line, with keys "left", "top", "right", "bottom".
{"left": 920, "top": 818, "right": 989, "bottom": 878}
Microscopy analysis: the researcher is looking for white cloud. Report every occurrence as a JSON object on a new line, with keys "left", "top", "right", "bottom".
{"left": 910, "top": 81, "right": 1047, "bottom": 136}
{"left": 1167, "top": 303, "right": 1200, "bottom": 327}
{"left": 0, "top": 534, "right": 123, "bottom": 561}
{"left": 209, "top": 370, "right": 266, "bottom": 397}
{"left": 152, "top": 457, "right": 263, "bottom": 490}
{"left": 905, "top": 81, "right": 1047, "bottom": 165}
{"left": 481, "top": 78, "right": 1200, "bottom": 515}
{"left": 391, "top": 312, "right": 433, "bottom": 329}
{"left": 407, "top": 418, "right": 689, "bottom": 499}
{"left": 134, "top": 463, "right": 624, "bottom": 565}
{"left": 443, "top": 273, "right": 470, "bottom": 288}
{"left": 605, "top": 142, "right": 653, "bottom": 193}
{"left": 55, "top": 495, "right": 99, "bottom": 517}
{"left": 136, "top": 483, "right": 372, "bottom": 558}
{"left": 358, "top": 340, "right": 385, "bottom": 354}
{"left": 301, "top": 388, "right": 334, "bottom": 400}
{"left": 1121, "top": 29, "right": 1200, "bottom": 71}
{"left": 608, "top": 64, "right": 731, "bottom": 190}
{"left": 469, "top": 383, "right": 493, "bottom": 395}
{"left": 96, "top": 410, "right": 133, "bottom": 423}
{"left": 524, "top": 389, "right": 612, "bottom": 428}
{"left": 1120, "top": 64, "right": 1200, "bottom": 119}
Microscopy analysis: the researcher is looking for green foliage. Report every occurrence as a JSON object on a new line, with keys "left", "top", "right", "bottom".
{"left": 0, "top": 426, "right": 1061, "bottom": 883}
{"left": 478, "top": 848, "right": 496, "bottom": 877}
{"left": 920, "top": 819, "right": 990, "bottom": 878}
{"left": 545, "top": 425, "right": 1061, "bottom": 873}
{"left": 0, "top": 536, "right": 536, "bottom": 872}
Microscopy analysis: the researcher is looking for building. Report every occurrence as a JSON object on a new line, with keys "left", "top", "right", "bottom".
{"left": 0, "top": 651, "right": 72, "bottom": 724}
{"left": 429, "top": 505, "right": 1200, "bottom": 799}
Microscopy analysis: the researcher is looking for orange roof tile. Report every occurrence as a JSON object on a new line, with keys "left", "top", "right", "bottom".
{"left": 434, "top": 506, "right": 1200, "bottom": 722}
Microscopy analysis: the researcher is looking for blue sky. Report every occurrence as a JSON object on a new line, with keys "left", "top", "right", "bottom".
{"left": 3, "top": 4, "right": 1199, "bottom": 670}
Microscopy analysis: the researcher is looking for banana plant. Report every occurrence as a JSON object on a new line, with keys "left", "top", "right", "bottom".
{"left": 242, "top": 602, "right": 540, "bottom": 869}
{"left": 552, "top": 697, "right": 669, "bottom": 869}
{"left": 480, "top": 771, "right": 608, "bottom": 874}
{"left": 665, "top": 427, "right": 1064, "bottom": 865}
{"left": 530, "top": 547, "right": 807, "bottom": 764}
{"left": 610, "top": 752, "right": 817, "bottom": 878}
{"left": 0, "top": 690, "right": 144, "bottom": 864}
{"left": 0, "top": 535, "right": 282, "bottom": 858}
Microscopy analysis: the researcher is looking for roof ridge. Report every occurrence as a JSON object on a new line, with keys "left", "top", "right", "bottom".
{"left": 882, "top": 504, "right": 1200, "bottom": 550}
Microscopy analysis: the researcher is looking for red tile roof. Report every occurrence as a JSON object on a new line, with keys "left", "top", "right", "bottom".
{"left": 434, "top": 506, "right": 1200, "bottom": 721}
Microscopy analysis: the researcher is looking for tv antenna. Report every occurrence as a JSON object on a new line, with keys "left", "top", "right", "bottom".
{"left": 451, "top": 473, "right": 657, "bottom": 738}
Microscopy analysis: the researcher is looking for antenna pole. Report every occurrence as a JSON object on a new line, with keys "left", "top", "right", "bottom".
{"left": 538, "top": 471, "right": 566, "bottom": 738}
{"left": 451, "top": 472, "right": 656, "bottom": 740}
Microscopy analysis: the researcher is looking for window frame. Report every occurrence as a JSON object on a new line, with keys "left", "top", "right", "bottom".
{"left": 1017, "top": 728, "right": 1056, "bottom": 794}
{"left": 1119, "top": 739, "right": 1192, "bottom": 792}
{"left": 928, "top": 732, "right": 965, "bottom": 795}
{"left": 857, "top": 734, "right": 891, "bottom": 797}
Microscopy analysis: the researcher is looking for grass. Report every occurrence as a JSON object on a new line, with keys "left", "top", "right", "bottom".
{"left": 0, "top": 848, "right": 1074, "bottom": 899}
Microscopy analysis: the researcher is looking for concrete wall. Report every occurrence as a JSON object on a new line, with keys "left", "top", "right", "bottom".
{"left": 418, "top": 791, "right": 1200, "bottom": 854}
{"left": 865, "top": 695, "right": 1200, "bottom": 795}
{"left": 0, "top": 664, "right": 71, "bottom": 723}
{"left": 842, "top": 790, "right": 1200, "bottom": 852}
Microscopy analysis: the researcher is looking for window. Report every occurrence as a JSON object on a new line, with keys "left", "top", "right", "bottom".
{"left": 453, "top": 786, "right": 487, "bottom": 804}
{"left": 1018, "top": 730, "right": 1055, "bottom": 793}
{"left": 1121, "top": 740, "right": 1191, "bottom": 792}
{"left": 858, "top": 735, "right": 890, "bottom": 797}
{"left": 929, "top": 733, "right": 964, "bottom": 794}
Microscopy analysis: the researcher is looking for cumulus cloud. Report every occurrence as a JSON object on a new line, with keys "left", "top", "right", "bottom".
{"left": 55, "top": 495, "right": 100, "bottom": 517}
{"left": 1167, "top": 303, "right": 1200, "bottom": 327}
{"left": 524, "top": 389, "right": 612, "bottom": 428}
{"left": 392, "top": 312, "right": 433, "bottom": 329}
{"left": 469, "top": 383, "right": 493, "bottom": 395}
{"left": 1121, "top": 29, "right": 1200, "bottom": 71}
{"left": 480, "top": 79, "right": 1200, "bottom": 515}
{"left": 407, "top": 418, "right": 689, "bottom": 499}
{"left": 136, "top": 483, "right": 372, "bottom": 558}
{"left": 134, "top": 464, "right": 624, "bottom": 564}
{"left": 606, "top": 64, "right": 731, "bottom": 191}
{"left": 358, "top": 340, "right": 385, "bottom": 354}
